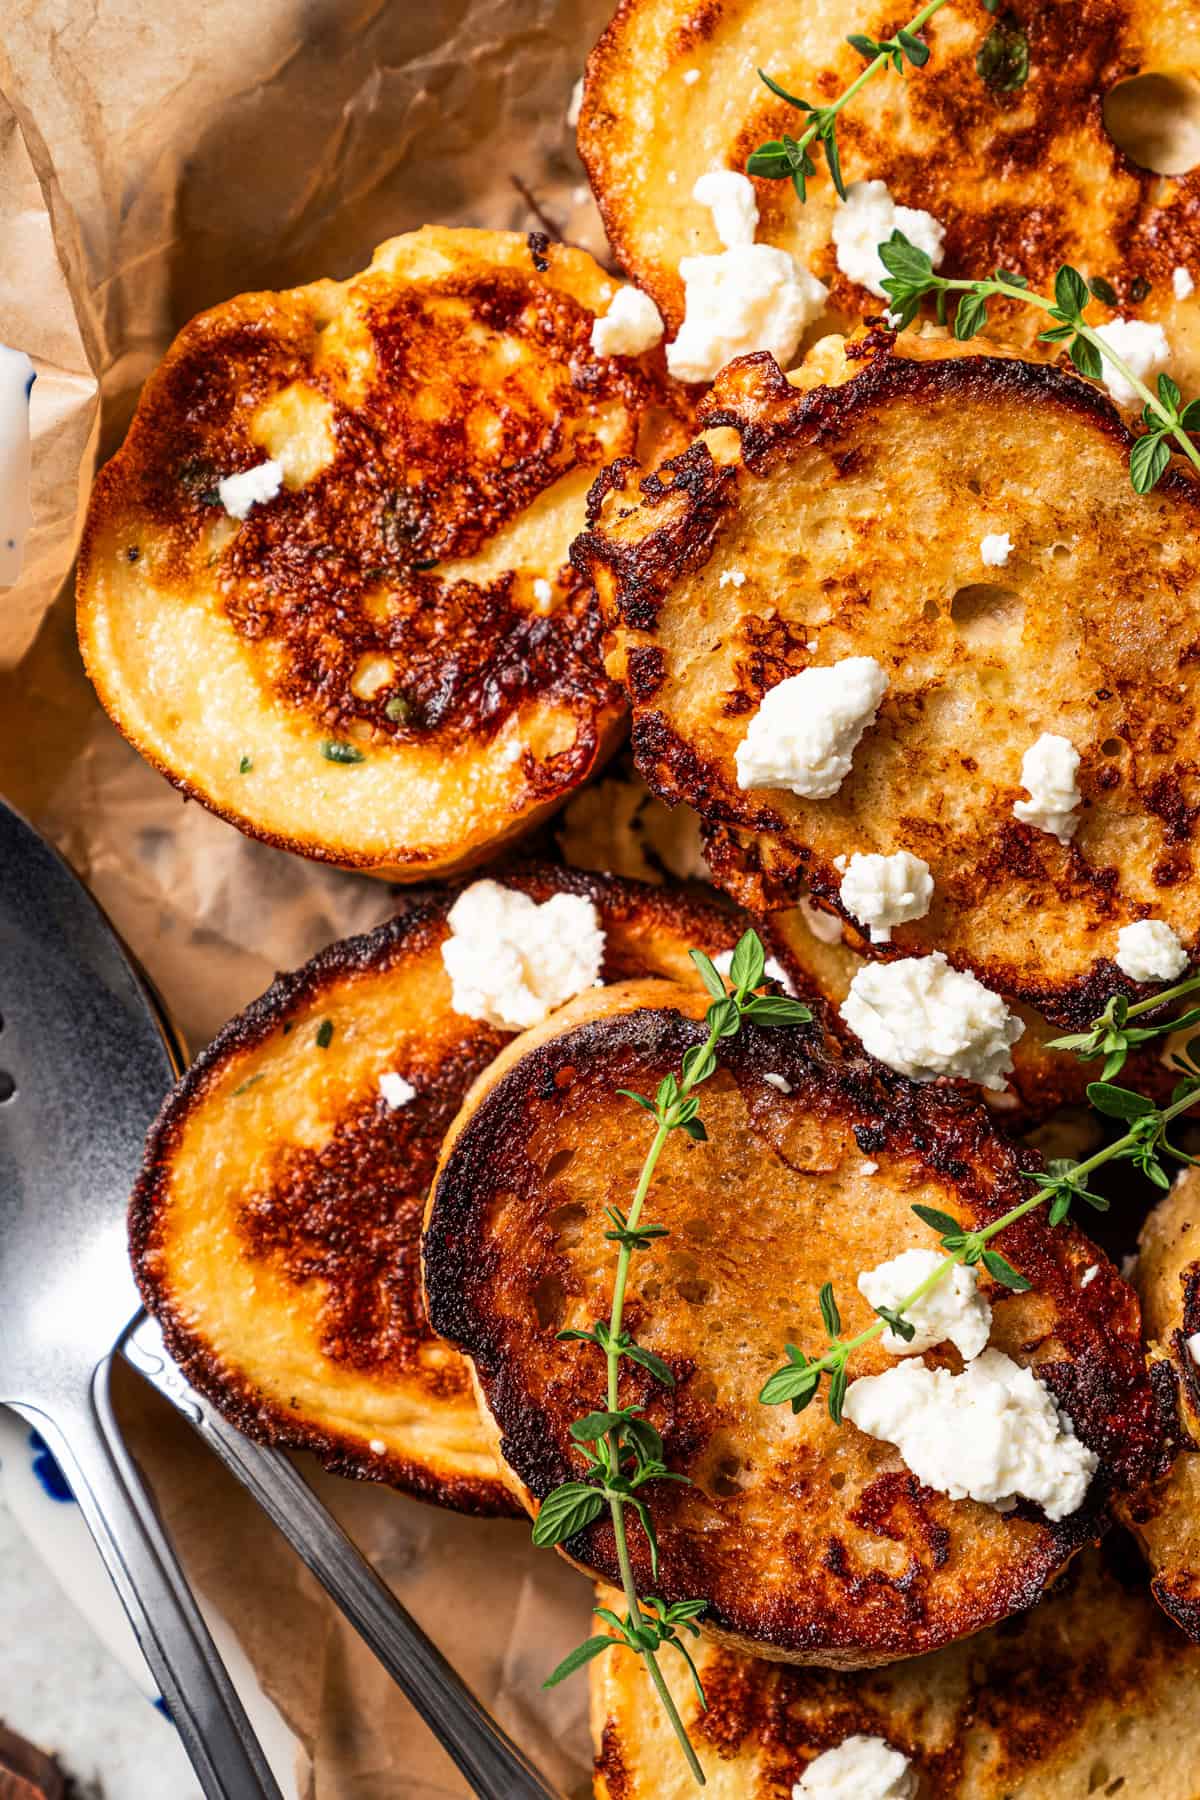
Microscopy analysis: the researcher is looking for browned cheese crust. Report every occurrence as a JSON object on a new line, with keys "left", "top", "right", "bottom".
{"left": 579, "top": 0, "right": 1200, "bottom": 385}
{"left": 78, "top": 226, "right": 691, "bottom": 878}
{"left": 575, "top": 342, "right": 1200, "bottom": 1031}
{"left": 423, "top": 982, "right": 1163, "bottom": 1664}
{"left": 1119, "top": 1165, "right": 1200, "bottom": 1639}
{"left": 589, "top": 1543, "right": 1200, "bottom": 1798}
{"left": 131, "top": 866, "right": 756, "bottom": 1514}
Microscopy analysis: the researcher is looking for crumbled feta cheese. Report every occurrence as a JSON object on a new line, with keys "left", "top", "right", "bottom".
{"left": 735, "top": 657, "right": 888, "bottom": 798}
{"left": 1080, "top": 1264, "right": 1099, "bottom": 1289}
{"left": 591, "top": 285, "right": 664, "bottom": 357}
{"left": 713, "top": 947, "right": 795, "bottom": 995}
{"left": 1115, "top": 918, "right": 1189, "bottom": 983}
{"left": 763, "top": 1071, "right": 792, "bottom": 1094}
{"left": 1174, "top": 266, "right": 1194, "bottom": 301}
{"left": 218, "top": 458, "right": 284, "bottom": 520}
{"left": 840, "top": 953, "right": 1024, "bottom": 1091}
{"left": 566, "top": 77, "right": 584, "bottom": 129}
{"left": 441, "top": 880, "right": 605, "bottom": 1029}
{"left": 792, "top": 1735, "right": 917, "bottom": 1800}
{"left": 531, "top": 577, "right": 554, "bottom": 610}
{"left": 693, "top": 170, "right": 759, "bottom": 249}
{"left": 1012, "top": 732, "right": 1082, "bottom": 844}
{"left": 831, "top": 179, "right": 946, "bottom": 300}
{"left": 799, "top": 897, "right": 844, "bottom": 945}
{"left": 843, "top": 1348, "right": 1098, "bottom": 1520}
{"left": 719, "top": 567, "right": 747, "bottom": 588}
{"left": 858, "top": 1247, "right": 992, "bottom": 1359}
{"left": 682, "top": 67, "right": 701, "bottom": 85}
{"left": 806, "top": 638, "right": 819, "bottom": 651}
{"left": 1093, "top": 318, "right": 1171, "bottom": 407}
{"left": 860, "top": 1160, "right": 879, "bottom": 1175}
{"left": 979, "top": 531, "right": 1013, "bottom": 567}
{"left": 667, "top": 245, "right": 828, "bottom": 383}
{"left": 838, "top": 849, "right": 933, "bottom": 944}
{"left": 368, "top": 1437, "right": 387, "bottom": 1455}
{"left": 378, "top": 1072, "right": 416, "bottom": 1109}
{"left": 1187, "top": 1331, "right": 1200, "bottom": 1366}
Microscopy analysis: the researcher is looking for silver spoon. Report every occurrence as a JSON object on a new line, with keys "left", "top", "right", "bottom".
{"left": 0, "top": 797, "right": 558, "bottom": 1800}
{"left": 0, "top": 796, "right": 285, "bottom": 1799}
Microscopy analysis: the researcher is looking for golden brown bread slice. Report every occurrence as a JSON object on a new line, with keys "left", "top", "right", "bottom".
{"left": 1119, "top": 1166, "right": 1200, "bottom": 1639}
{"left": 576, "top": 339, "right": 1200, "bottom": 1030}
{"left": 131, "top": 866, "right": 755, "bottom": 1515}
{"left": 78, "top": 226, "right": 689, "bottom": 879}
{"left": 589, "top": 1543, "right": 1200, "bottom": 1798}
{"left": 423, "top": 980, "right": 1162, "bottom": 1664}
{"left": 579, "top": 0, "right": 1200, "bottom": 385}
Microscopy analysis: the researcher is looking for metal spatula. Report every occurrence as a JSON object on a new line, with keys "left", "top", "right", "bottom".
{"left": 0, "top": 798, "right": 558, "bottom": 1800}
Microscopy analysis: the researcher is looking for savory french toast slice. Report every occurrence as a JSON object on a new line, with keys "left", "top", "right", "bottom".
{"left": 1119, "top": 1166, "right": 1200, "bottom": 1639}
{"left": 578, "top": 0, "right": 1200, "bottom": 385}
{"left": 577, "top": 339, "right": 1200, "bottom": 1030}
{"left": 589, "top": 1545, "right": 1200, "bottom": 1798}
{"left": 423, "top": 981, "right": 1160, "bottom": 1665}
{"left": 78, "top": 226, "right": 687, "bottom": 879}
{"left": 131, "top": 867, "right": 757, "bottom": 1515}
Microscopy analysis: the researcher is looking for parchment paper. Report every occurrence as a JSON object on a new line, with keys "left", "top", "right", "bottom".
{"left": 0, "top": 3, "right": 618, "bottom": 1790}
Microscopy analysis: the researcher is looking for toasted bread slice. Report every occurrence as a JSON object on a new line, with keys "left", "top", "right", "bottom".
{"left": 424, "top": 981, "right": 1160, "bottom": 1663}
{"left": 576, "top": 340, "right": 1200, "bottom": 1030}
{"left": 78, "top": 226, "right": 689, "bottom": 879}
{"left": 579, "top": 0, "right": 1200, "bottom": 385}
{"left": 131, "top": 867, "right": 756, "bottom": 1515}
{"left": 1119, "top": 1167, "right": 1200, "bottom": 1639}
{"left": 589, "top": 1543, "right": 1200, "bottom": 1798}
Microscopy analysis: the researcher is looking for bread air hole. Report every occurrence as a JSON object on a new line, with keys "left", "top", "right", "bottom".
{"left": 949, "top": 583, "right": 1025, "bottom": 650}
{"left": 1103, "top": 73, "right": 1200, "bottom": 176}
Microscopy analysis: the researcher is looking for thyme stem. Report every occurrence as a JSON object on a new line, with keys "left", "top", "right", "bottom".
{"left": 787, "top": 0, "right": 952, "bottom": 161}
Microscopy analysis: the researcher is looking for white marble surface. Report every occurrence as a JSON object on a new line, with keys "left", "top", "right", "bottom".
{"left": 0, "top": 1478, "right": 201, "bottom": 1798}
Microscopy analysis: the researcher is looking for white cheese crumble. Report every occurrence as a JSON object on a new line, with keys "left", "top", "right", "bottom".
{"left": 843, "top": 1348, "right": 1098, "bottom": 1520}
{"left": 218, "top": 458, "right": 284, "bottom": 520}
{"left": 831, "top": 178, "right": 946, "bottom": 300}
{"left": 1115, "top": 918, "right": 1189, "bottom": 983}
{"left": 858, "top": 1248, "right": 991, "bottom": 1359}
{"left": 1174, "top": 266, "right": 1194, "bottom": 301}
{"left": 591, "top": 285, "right": 665, "bottom": 357}
{"left": 792, "top": 1735, "right": 917, "bottom": 1800}
{"left": 799, "top": 897, "right": 844, "bottom": 944}
{"left": 1080, "top": 1264, "right": 1099, "bottom": 1289}
{"left": 979, "top": 531, "right": 1013, "bottom": 567}
{"left": 1093, "top": 318, "right": 1171, "bottom": 407}
{"left": 861, "top": 1160, "right": 879, "bottom": 1175}
{"left": 719, "top": 567, "right": 747, "bottom": 588}
{"left": 763, "top": 1071, "right": 792, "bottom": 1094}
{"left": 667, "top": 245, "right": 828, "bottom": 383}
{"left": 441, "top": 880, "right": 605, "bottom": 1030}
{"left": 683, "top": 67, "right": 701, "bottom": 85}
{"left": 838, "top": 849, "right": 933, "bottom": 943}
{"left": 566, "top": 77, "right": 584, "bottom": 129}
{"left": 713, "top": 947, "right": 795, "bottom": 995}
{"left": 531, "top": 577, "right": 553, "bottom": 609}
{"left": 368, "top": 1437, "right": 387, "bottom": 1455}
{"left": 1012, "top": 732, "right": 1082, "bottom": 844}
{"left": 378, "top": 1072, "right": 416, "bottom": 1110}
{"left": 693, "top": 170, "right": 759, "bottom": 249}
{"left": 735, "top": 657, "right": 888, "bottom": 798}
{"left": 1187, "top": 1330, "right": 1200, "bottom": 1366}
{"left": 840, "top": 953, "right": 1024, "bottom": 1091}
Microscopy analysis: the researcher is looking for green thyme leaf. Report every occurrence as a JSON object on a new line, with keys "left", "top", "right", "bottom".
{"left": 759, "top": 1360, "right": 820, "bottom": 1407}
{"left": 531, "top": 1482, "right": 606, "bottom": 1547}
{"left": 1086, "top": 1081, "right": 1157, "bottom": 1121}
{"left": 1088, "top": 276, "right": 1119, "bottom": 307}
{"left": 729, "top": 929, "right": 767, "bottom": 994}
{"left": 1068, "top": 334, "right": 1103, "bottom": 380}
{"left": 238, "top": 754, "right": 253, "bottom": 774}
{"left": 625, "top": 1342, "right": 676, "bottom": 1387}
{"left": 976, "top": 19, "right": 1029, "bottom": 92}
{"left": 954, "top": 289, "right": 990, "bottom": 341}
{"left": 981, "top": 1249, "right": 1032, "bottom": 1291}
{"left": 1054, "top": 265, "right": 1090, "bottom": 319}
{"left": 818, "top": 1280, "right": 841, "bottom": 1338}
{"left": 756, "top": 67, "right": 810, "bottom": 110}
{"left": 1130, "top": 432, "right": 1172, "bottom": 494}
{"left": 320, "top": 739, "right": 366, "bottom": 764}
{"left": 741, "top": 994, "right": 813, "bottom": 1025}
{"left": 911, "top": 1203, "right": 962, "bottom": 1236}
{"left": 874, "top": 1305, "right": 917, "bottom": 1341}
{"left": 315, "top": 1018, "right": 334, "bottom": 1049}
{"left": 618, "top": 1089, "right": 658, "bottom": 1113}
{"left": 827, "top": 1360, "right": 849, "bottom": 1424}
{"left": 689, "top": 948, "right": 728, "bottom": 1002}
{"left": 385, "top": 694, "right": 412, "bottom": 723}
{"left": 542, "top": 1636, "right": 614, "bottom": 1687}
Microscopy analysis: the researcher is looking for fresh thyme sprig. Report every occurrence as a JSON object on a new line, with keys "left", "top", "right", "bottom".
{"left": 746, "top": 0, "right": 950, "bottom": 202}
{"left": 877, "top": 233, "right": 1200, "bottom": 493}
{"left": 762, "top": 1056, "right": 1200, "bottom": 1421}
{"left": 534, "top": 930, "right": 811, "bottom": 1785}
{"left": 1045, "top": 972, "right": 1200, "bottom": 1079}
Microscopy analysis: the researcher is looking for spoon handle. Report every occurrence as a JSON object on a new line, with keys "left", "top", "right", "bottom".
{"left": 14, "top": 1360, "right": 283, "bottom": 1800}
{"left": 124, "top": 1313, "right": 561, "bottom": 1800}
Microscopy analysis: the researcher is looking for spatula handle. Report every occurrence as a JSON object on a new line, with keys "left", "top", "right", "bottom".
{"left": 124, "top": 1313, "right": 560, "bottom": 1800}
{"left": 13, "top": 1362, "right": 284, "bottom": 1800}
